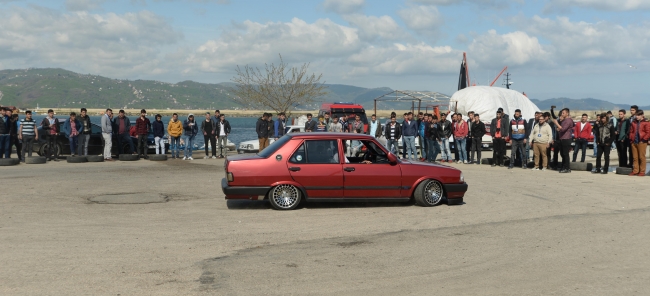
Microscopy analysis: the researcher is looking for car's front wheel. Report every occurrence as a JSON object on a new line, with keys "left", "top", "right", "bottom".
{"left": 414, "top": 179, "right": 444, "bottom": 207}
{"left": 269, "top": 184, "right": 301, "bottom": 210}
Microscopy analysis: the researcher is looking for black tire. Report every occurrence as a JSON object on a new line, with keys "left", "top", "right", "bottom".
{"left": 413, "top": 179, "right": 444, "bottom": 207}
{"left": 526, "top": 161, "right": 535, "bottom": 168}
{"left": 39, "top": 143, "right": 62, "bottom": 159}
{"left": 66, "top": 156, "right": 88, "bottom": 163}
{"left": 0, "top": 158, "right": 20, "bottom": 166}
{"left": 25, "top": 156, "right": 47, "bottom": 164}
{"left": 268, "top": 184, "right": 301, "bottom": 210}
{"left": 119, "top": 154, "right": 140, "bottom": 161}
{"left": 570, "top": 162, "right": 593, "bottom": 171}
{"left": 616, "top": 167, "right": 633, "bottom": 175}
{"left": 86, "top": 155, "right": 105, "bottom": 162}
{"left": 149, "top": 154, "right": 167, "bottom": 161}
{"left": 481, "top": 158, "right": 493, "bottom": 165}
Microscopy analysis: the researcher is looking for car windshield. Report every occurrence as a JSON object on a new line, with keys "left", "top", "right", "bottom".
{"left": 258, "top": 135, "right": 291, "bottom": 158}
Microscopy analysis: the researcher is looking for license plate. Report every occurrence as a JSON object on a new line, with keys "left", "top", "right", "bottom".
{"left": 148, "top": 145, "right": 156, "bottom": 149}
{"left": 483, "top": 144, "right": 489, "bottom": 148}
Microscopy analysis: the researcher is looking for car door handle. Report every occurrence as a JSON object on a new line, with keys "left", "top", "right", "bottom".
{"left": 344, "top": 167, "right": 355, "bottom": 172}
{"left": 288, "top": 167, "right": 301, "bottom": 171}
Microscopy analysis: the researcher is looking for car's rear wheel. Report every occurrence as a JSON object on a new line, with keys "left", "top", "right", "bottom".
{"left": 414, "top": 179, "right": 444, "bottom": 207}
{"left": 269, "top": 184, "right": 301, "bottom": 210}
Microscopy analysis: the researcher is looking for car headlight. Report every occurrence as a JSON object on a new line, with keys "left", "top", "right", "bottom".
{"left": 459, "top": 173, "right": 464, "bottom": 183}
{"left": 247, "top": 144, "right": 253, "bottom": 149}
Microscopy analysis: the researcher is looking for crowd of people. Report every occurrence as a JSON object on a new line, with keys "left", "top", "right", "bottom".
{"left": 0, "top": 108, "right": 231, "bottom": 162}
{"left": 276, "top": 105, "right": 649, "bottom": 176}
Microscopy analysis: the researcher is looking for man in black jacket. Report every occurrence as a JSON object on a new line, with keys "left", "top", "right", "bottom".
{"left": 256, "top": 113, "right": 270, "bottom": 152}
{"left": 490, "top": 109, "right": 509, "bottom": 167}
{"left": 113, "top": 110, "right": 134, "bottom": 156}
{"left": 593, "top": 113, "right": 616, "bottom": 174}
{"left": 384, "top": 116, "right": 401, "bottom": 154}
{"left": 78, "top": 108, "right": 92, "bottom": 156}
{"left": 470, "top": 114, "right": 486, "bottom": 165}
{"left": 40, "top": 109, "right": 61, "bottom": 161}
{"left": 216, "top": 114, "right": 231, "bottom": 158}
{"left": 304, "top": 113, "right": 316, "bottom": 132}
{"left": 437, "top": 113, "right": 452, "bottom": 162}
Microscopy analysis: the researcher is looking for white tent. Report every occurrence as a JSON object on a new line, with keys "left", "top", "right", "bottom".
{"left": 450, "top": 86, "right": 540, "bottom": 121}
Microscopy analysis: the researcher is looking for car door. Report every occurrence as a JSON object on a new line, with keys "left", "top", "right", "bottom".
{"left": 288, "top": 139, "right": 343, "bottom": 199}
{"left": 88, "top": 124, "right": 105, "bottom": 154}
{"left": 343, "top": 139, "right": 403, "bottom": 200}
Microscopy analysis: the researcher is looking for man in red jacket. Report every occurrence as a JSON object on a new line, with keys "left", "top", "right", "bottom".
{"left": 628, "top": 110, "right": 650, "bottom": 176}
{"left": 572, "top": 114, "right": 592, "bottom": 163}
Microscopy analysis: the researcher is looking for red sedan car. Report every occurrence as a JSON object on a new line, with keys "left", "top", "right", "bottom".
{"left": 221, "top": 133, "right": 468, "bottom": 210}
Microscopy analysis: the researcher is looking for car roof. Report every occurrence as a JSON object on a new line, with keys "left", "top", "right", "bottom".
{"left": 287, "top": 133, "right": 375, "bottom": 140}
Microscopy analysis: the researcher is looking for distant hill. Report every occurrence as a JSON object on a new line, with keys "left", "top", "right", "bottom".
{"left": 0, "top": 68, "right": 642, "bottom": 112}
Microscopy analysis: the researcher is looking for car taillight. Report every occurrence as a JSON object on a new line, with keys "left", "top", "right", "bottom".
{"left": 227, "top": 172, "right": 234, "bottom": 182}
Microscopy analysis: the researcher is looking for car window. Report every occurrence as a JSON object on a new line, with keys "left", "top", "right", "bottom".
{"left": 257, "top": 135, "right": 291, "bottom": 158}
{"left": 290, "top": 140, "right": 339, "bottom": 164}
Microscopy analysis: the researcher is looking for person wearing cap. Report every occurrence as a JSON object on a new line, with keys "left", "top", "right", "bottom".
{"left": 201, "top": 112, "right": 216, "bottom": 159}
{"left": 112, "top": 110, "right": 134, "bottom": 156}
{"left": 628, "top": 110, "right": 649, "bottom": 176}
{"left": 41, "top": 109, "right": 61, "bottom": 161}
{"left": 101, "top": 108, "right": 113, "bottom": 161}
{"left": 152, "top": 114, "right": 165, "bottom": 155}
{"left": 183, "top": 113, "right": 198, "bottom": 160}
{"left": 490, "top": 109, "right": 509, "bottom": 167}
{"left": 135, "top": 109, "right": 151, "bottom": 159}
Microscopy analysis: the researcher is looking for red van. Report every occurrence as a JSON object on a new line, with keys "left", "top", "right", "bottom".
{"left": 319, "top": 102, "right": 368, "bottom": 132}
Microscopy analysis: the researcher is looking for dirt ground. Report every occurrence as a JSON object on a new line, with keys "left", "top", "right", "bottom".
{"left": 1, "top": 150, "right": 650, "bottom": 295}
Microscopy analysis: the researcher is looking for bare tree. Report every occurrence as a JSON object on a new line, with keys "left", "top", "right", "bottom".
{"left": 231, "top": 55, "right": 327, "bottom": 115}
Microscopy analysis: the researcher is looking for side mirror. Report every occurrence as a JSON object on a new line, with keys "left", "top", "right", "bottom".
{"left": 387, "top": 152, "right": 398, "bottom": 165}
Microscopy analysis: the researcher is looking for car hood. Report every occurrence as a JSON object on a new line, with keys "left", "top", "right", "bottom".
{"left": 226, "top": 154, "right": 263, "bottom": 162}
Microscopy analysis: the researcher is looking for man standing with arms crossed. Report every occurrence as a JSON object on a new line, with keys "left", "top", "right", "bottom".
{"left": 101, "top": 108, "right": 113, "bottom": 161}
{"left": 615, "top": 109, "right": 629, "bottom": 168}
{"left": 18, "top": 110, "right": 37, "bottom": 162}
{"left": 490, "top": 109, "right": 508, "bottom": 167}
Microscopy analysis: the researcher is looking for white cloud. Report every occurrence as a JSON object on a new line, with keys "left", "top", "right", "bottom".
{"left": 347, "top": 43, "right": 460, "bottom": 75}
{"left": 342, "top": 14, "right": 406, "bottom": 41}
{"left": 322, "top": 0, "right": 364, "bottom": 14}
{"left": 544, "top": 0, "right": 650, "bottom": 12}
{"left": 397, "top": 5, "right": 444, "bottom": 36}
{"left": 468, "top": 30, "right": 550, "bottom": 68}
{"left": 408, "top": 0, "right": 513, "bottom": 9}
{"left": 0, "top": 6, "right": 182, "bottom": 77}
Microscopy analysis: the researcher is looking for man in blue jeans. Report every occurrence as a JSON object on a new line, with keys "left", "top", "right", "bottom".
{"left": 402, "top": 112, "right": 418, "bottom": 161}
{"left": 0, "top": 108, "right": 10, "bottom": 158}
{"left": 183, "top": 114, "right": 198, "bottom": 160}
{"left": 437, "top": 113, "right": 453, "bottom": 162}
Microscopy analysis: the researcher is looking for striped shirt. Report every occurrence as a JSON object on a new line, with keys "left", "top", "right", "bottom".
{"left": 20, "top": 118, "right": 36, "bottom": 136}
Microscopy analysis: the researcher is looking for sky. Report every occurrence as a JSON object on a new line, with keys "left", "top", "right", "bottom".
{"left": 0, "top": 0, "right": 649, "bottom": 104}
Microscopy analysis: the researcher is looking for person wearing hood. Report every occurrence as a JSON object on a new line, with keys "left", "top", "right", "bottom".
{"left": 167, "top": 113, "right": 183, "bottom": 159}
{"left": 201, "top": 112, "right": 216, "bottom": 159}
{"left": 62, "top": 112, "right": 83, "bottom": 157}
{"left": 152, "top": 114, "right": 165, "bottom": 155}
{"left": 183, "top": 113, "right": 198, "bottom": 160}
{"left": 135, "top": 109, "right": 151, "bottom": 159}
{"left": 256, "top": 113, "right": 270, "bottom": 152}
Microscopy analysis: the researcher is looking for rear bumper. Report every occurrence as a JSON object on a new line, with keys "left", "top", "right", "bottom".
{"left": 444, "top": 182, "right": 468, "bottom": 199}
{"left": 221, "top": 178, "right": 270, "bottom": 199}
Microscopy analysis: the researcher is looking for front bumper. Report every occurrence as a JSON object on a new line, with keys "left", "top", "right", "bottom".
{"left": 221, "top": 178, "right": 271, "bottom": 199}
{"left": 444, "top": 182, "right": 468, "bottom": 200}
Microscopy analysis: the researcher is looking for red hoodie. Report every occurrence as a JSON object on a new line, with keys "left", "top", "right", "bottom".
{"left": 573, "top": 121, "right": 592, "bottom": 140}
{"left": 453, "top": 120, "right": 468, "bottom": 139}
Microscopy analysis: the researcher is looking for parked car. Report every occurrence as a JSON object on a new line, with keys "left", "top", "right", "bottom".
{"left": 237, "top": 125, "right": 304, "bottom": 154}
{"left": 34, "top": 122, "right": 169, "bottom": 158}
{"left": 222, "top": 133, "right": 468, "bottom": 210}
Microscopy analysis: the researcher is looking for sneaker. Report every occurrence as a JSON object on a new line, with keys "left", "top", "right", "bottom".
{"left": 183, "top": 156, "right": 187, "bottom": 160}
{"left": 204, "top": 156, "right": 209, "bottom": 159}
{"left": 463, "top": 160, "right": 468, "bottom": 164}
{"left": 541, "top": 168, "right": 546, "bottom": 171}
{"left": 476, "top": 162, "right": 480, "bottom": 165}
{"left": 211, "top": 156, "right": 216, "bottom": 159}
{"left": 171, "top": 156, "right": 175, "bottom": 159}
{"left": 188, "top": 157, "right": 193, "bottom": 160}
{"left": 532, "top": 168, "right": 539, "bottom": 171}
